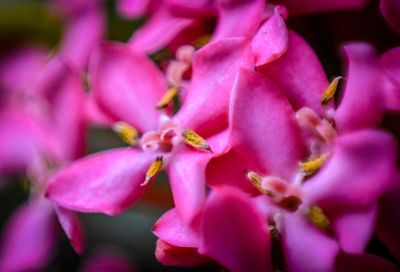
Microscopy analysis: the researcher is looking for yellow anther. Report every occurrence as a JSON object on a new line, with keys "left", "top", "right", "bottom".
{"left": 182, "top": 129, "right": 212, "bottom": 152}
{"left": 192, "top": 35, "right": 211, "bottom": 49}
{"left": 21, "top": 177, "right": 30, "bottom": 193}
{"left": 306, "top": 205, "right": 331, "bottom": 231}
{"left": 247, "top": 171, "right": 275, "bottom": 197}
{"left": 112, "top": 122, "right": 139, "bottom": 146}
{"left": 142, "top": 156, "right": 163, "bottom": 186}
{"left": 300, "top": 154, "right": 328, "bottom": 176}
{"left": 156, "top": 86, "right": 179, "bottom": 109}
{"left": 321, "top": 76, "right": 342, "bottom": 105}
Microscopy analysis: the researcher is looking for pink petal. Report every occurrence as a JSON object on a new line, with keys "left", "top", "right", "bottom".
{"left": 0, "top": 109, "right": 41, "bottom": 174}
{"left": 54, "top": 205, "right": 85, "bottom": 254}
{"left": 333, "top": 205, "right": 377, "bottom": 254}
{"left": 251, "top": 7, "right": 288, "bottom": 66}
{"left": 335, "top": 43, "right": 385, "bottom": 133}
{"left": 0, "top": 199, "right": 56, "bottom": 272}
{"left": 0, "top": 46, "right": 47, "bottom": 95}
{"left": 376, "top": 179, "right": 400, "bottom": 260}
{"left": 155, "top": 239, "right": 210, "bottom": 267}
{"left": 59, "top": 5, "right": 105, "bottom": 69}
{"left": 153, "top": 208, "right": 199, "bottom": 247}
{"left": 380, "top": 0, "right": 400, "bottom": 33}
{"left": 82, "top": 250, "right": 134, "bottom": 272}
{"left": 335, "top": 252, "right": 398, "bottom": 272}
{"left": 206, "top": 149, "right": 260, "bottom": 193}
{"left": 281, "top": 213, "right": 339, "bottom": 272}
{"left": 304, "top": 130, "right": 397, "bottom": 209}
{"left": 90, "top": 42, "right": 166, "bottom": 132}
{"left": 167, "top": 148, "right": 211, "bottom": 223}
{"left": 117, "top": 0, "right": 153, "bottom": 18}
{"left": 275, "top": 0, "right": 367, "bottom": 15}
{"left": 84, "top": 93, "right": 116, "bottom": 126}
{"left": 129, "top": 7, "right": 198, "bottom": 54}
{"left": 258, "top": 31, "right": 330, "bottom": 115}
{"left": 212, "top": 0, "right": 265, "bottom": 41}
{"left": 230, "top": 68, "right": 306, "bottom": 180}
{"left": 165, "top": 0, "right": 216, "bottom": 17}
{"left": 174, "top": 37, "right": 253, "bottom": 137}
{"left": 200, "top": 186, "right": 272, "bottom": 272}
{"left": 46, "top": 148, "right": 156, "bottom": 215}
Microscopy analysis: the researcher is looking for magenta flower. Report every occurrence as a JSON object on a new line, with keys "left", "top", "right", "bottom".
{"left": 45, "top": 38, "right": 252, "bottom": 223}
{"left": 203, "top": 68, "right": 397, "bottom": 271}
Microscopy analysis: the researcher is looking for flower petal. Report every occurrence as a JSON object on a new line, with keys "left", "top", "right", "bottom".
{"left": 59, "top": 5, "right": 105, "bottom": 69}
{"left": 251, "top": 7, "right": 288, "bottom": 66}
{"left": 153, "top": 208, "right": 199, "bottom": 247}
{"left": 380, "top": 0, "right": 400, "bottom": 33}
{"left": 212, "top": 0, "right": 264, "bottom": 41}
{"left": 258, "top": 31, "right": 330, "bottom": 115}
{"left": 230, "top": 68, "right": 306, "bottom": 180}
{"left": 0, "top": 199, "right": 56, "bottom": 272}
{"left": 200, "top": 186, "right": 272, "bottom": 272}
{"left": 174, "top": 37, "right": 253, "bottom": 137}
{"left": 54, "top": 205, "right": 85, "bottom": 254}
{"left": 155, "top": 239, "right": 210, "bottom": 267}
{"left": 380, "top": 47, "right": 400, "bottom": 111}
{"left": 333, "top": 205, "right": 377, "bottom": 254}
{"left": 335, "top": 43, "right": 385, "bottom": 133}
{"left": 167, "top": 148, "right": 211, "bottom": 223}
{"left": 129, "top": 7, "right": 198, "bottom": 54}
{"left": 90, "top": 42, "right": 166, "bottom": 132}
{"left": 304, "top": 130, "right": 397, "bottom": 209}
{"left": 46, "top": 148, "right": 156, "bottom": 215}
{"left": 281, "top": 213, "right": 339, "bottom": 272}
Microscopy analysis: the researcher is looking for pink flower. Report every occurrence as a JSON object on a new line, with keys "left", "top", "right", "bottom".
{"left": 45, "top": 39, "right": 250, "bottom": 223}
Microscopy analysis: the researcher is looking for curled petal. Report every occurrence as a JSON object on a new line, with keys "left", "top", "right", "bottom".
{"left": 251, "top": 7, "right": 288, "bottom": 66}
{"left": 90, "top": 42, "right": 165, "bottom": 132}
{"left": 212, "top": 0, "right": 265, "bottom": 41}
{"left": 335, "top": 43, "right": 384, "bottom": 133}
{"left": 46, "top": 148, "right": 156, "bottom": 215}
{"left": 153, "top": 208, "right": 199, "bottom": 247}
{"left": 230, "top": 68, "right": 306, "bottom": 180}
{"left": 200, "top": 186, "right": 271, "bottom": 272}
{"left": 304, "top": 130, "right": 397, "bottom": 209}
{"left": 174, "top": 37, "right": 253, "bottom": 136}
{"left": 333, "top": 205, "right": 377, "bottom": 254}
{"left": 54, "top": 205, "right": 85, "bottom": 254}
{"left": 155, "top": 239, "right": 210, "bottom": 267}
{"left": 282, "top": 213, "right": 339, "bottom": 272}
{"left": 129, "top": 7, "right": 198, "bottom": 54}
{"left": 0, "top": 199, "right": 56, "bottom": 272}
{"left": 258, "top": 31, "right": 330, "bottom": 115}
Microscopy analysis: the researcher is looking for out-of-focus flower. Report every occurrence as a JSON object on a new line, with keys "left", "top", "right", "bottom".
{"left": 380, "top": 0, "right": 400, "bottom": 33}
{"left": 81, "top": 248, "right": 136, "bottom": 272}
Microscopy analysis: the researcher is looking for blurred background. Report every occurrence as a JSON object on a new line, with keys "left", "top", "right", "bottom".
{"left": 0, "top": 0, "right": 399, "bottom": 271}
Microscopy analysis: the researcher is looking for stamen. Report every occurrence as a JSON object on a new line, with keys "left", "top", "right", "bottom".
{"left": 247, "top": 171, "right": 275, "bottom": 197}
{"left": 156, "top": 87, "right": 179, "bottom": 109}
{"left": 192, "top": 35, "right": 211, "bottom": 49}
{"left": 141, "top": 156, "right": 163, "bottom": 186}
{"left": 300, "top": 154, "right": 328, "bottom": 176}
{"left": 321, "top": 76, "right": 342, "bottom": 105}
{"left": 112, "top": 121, "right": 139, "bottom": 146}
{"left": 306, "top": 205, "right": 330, "bottom": 231}
{"left": 182, "top": 129, "right": 212, "bottom": 152}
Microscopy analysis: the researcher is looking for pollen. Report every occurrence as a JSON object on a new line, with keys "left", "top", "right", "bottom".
{"left": 156, "top": 86, "right": 179, "bottom": 109}
{"left": 142, "top": 156, "right": 163, "bottom": 186}
{"left": 300, "top": 154, "right": 328, "bottom": 176}
{"left": 247, "top": 171, "right": 275, "bottom": 197}
{"left": 112, "top": 121, "right": 139, "bottom": 146}
{"left": 182, "top": 129, "right": 212, "bottom": 152}
{"left": 306, "top": 205, "right": 331, "bottom": 231}
{"left": 321, "top": 76, "right": 342, "bottom": 105}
